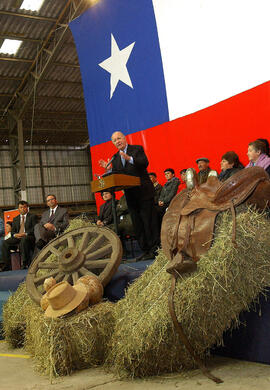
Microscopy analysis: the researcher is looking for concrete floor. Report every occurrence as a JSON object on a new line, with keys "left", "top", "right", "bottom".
{"left": 1, "top": 340, "right": 270, "bottom": 390}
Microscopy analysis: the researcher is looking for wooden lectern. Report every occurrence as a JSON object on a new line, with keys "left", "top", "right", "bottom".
{"left": 91, "top": 173, "right": 140, "bottom": 194}
{"left": 90, "top": 173, "right": 141, "bottom": 234}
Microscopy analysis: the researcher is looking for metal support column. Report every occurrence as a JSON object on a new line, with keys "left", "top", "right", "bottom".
{"left": 8, "top": 115, "right": 27, "bottom": 206}
{"left": 17, "top": 119, "right": 27, "bottom": 201}
{"left": 9, "top": 115, "right": 19, "bottom": 206}
{"left": 87, "top": 145, "right": 95, "bottom": 201}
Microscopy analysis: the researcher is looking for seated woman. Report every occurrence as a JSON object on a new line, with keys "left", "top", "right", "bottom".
{"left": 246, "top": 140, "right": 270, "bottom": 176}
{"left": 96, "top": 191, "right": 116, "bottom": 228}
{"left": 219, "top": 151, "right": 244, "bottom": 182}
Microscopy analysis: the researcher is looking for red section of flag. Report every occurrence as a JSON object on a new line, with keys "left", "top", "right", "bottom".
{"left": 91, "top": 81, "right": 270, "bottom": 211}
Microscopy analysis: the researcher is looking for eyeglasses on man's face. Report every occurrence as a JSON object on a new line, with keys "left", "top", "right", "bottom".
{"left": 46, "top": 197, "right": 56, "bottom": 202}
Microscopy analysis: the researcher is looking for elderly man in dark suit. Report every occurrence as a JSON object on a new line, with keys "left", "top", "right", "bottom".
{"left": 34, "top": 194, "right": 69, "bottom": 250}
{"left": 99, "top": 131, "right": 160, "bottom": 260}
{"left": 1, "top": 201, "right": 38, "bottom": 271}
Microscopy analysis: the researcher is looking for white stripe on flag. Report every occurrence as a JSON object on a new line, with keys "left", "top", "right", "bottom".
{"left": 153, "top": 0, "right": 270, "bottom": 120}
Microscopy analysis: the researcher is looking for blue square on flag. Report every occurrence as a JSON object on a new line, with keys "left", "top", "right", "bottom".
{"left": 70, "top": 0, "right": 169, "bottom": 146}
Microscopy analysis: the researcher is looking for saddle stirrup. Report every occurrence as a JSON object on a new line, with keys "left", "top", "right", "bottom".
{"left": 186, "top": 168, "right": 197, "bottom": 190}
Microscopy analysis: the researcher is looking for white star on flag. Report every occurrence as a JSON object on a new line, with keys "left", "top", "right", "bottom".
{"left": 99, "top": 34, "right": 135, "bottom": 99}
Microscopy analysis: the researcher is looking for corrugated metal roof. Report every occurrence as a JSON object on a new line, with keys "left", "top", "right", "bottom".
{"left": 37, "top": 82, "right": 83, "bottom": 98}
{"left": 0, "top": 59, "right": 30, "bottom": 77}
{"left": 0, "top": 0, "right": 67, "bottom": 19}
{"left": 45, "top": 64, "right": 82, "bottom": 82}
{"left": 0, "top": 0, "right": 91, "bottom": 145}
{"left": 0, "top": 15, "right": 54, "bottom": 41}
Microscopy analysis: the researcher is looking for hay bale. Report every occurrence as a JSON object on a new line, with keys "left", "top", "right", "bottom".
{"left": 2, "top": 283, "right": 32, "bottom": 348}
{"left": 106, "top": 208, "right": 270, "bottom": 377}
{"left": 3, "top": 218, "right": 116, "bottom": 378}
{"left": 24, "top": 301, "right": 115, "bottom": 378}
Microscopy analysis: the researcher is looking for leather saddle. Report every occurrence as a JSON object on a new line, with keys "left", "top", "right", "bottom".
{"left": 161, "top": 167, "right": 270, "bottom": 276}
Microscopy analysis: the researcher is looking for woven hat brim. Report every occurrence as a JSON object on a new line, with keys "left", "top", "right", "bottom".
{"left": 45, "top": 283, "right": 88, "bottom": 318}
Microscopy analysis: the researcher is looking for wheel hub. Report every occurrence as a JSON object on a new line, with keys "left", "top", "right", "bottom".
{"left": 58, "top": 247, "right": 85, "bottom": 272}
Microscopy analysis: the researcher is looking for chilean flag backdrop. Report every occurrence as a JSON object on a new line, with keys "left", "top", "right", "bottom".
{"left": 70, "top": 0, "right": 270, "bottom": 207}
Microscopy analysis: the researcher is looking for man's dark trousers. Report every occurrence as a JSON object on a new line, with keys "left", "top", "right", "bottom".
{"left": 2, "top": 235, "right": 35, "bottom": 270}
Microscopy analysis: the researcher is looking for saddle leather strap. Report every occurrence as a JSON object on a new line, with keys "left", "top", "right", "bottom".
{"left": 189, "top": 215, "right": 199, "bottom": 263}
{"left": 171, "top": 215, "right": 182, "bottom": 259}
{"left": 168, "top": 274, "right": 223, "bottom": 384}
{"left": 182, "top": 214, "right": 193, "bottom": 252}
{"left": 230, "top": 200, "right": 237, "bottom": 248}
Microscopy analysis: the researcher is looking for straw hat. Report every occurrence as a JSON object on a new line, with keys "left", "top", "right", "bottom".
{"left": 45, "top": 281, "right": 88, "bottom": 318}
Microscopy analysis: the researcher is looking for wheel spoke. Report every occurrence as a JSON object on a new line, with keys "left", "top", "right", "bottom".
{"left": 78, "top": 231, "right": 89, "bottom": 251}
{"left": 79, "top": 267, "right": 97, "bottom": 278}
{"left": 49, "top": 246, "right": 62, "bottom": 257}
{"left": 38, "top": 262, "right": 58, "bottom": 269}
{"left": 85, "top": 259, "right": 110, "bottom": 269}
{"left": 85, "top": 244, "right": 112, "bottom": 260}
{"left": 72, "top": 272, "right": 79, "bottom": 284}
{"left": 67, "top": 236, "right": 75, "bottom": 248}
{"left": 34, "top": 270, "right": 60, "bottom": 285}
{"left": 83, "top": 234, "right": 106, "bottom": 255}
{"left": 63, "top": 274, "right": 71, "bottom": 282}
{"left": 54, "top": 272, "right": 65, "bottom": 283}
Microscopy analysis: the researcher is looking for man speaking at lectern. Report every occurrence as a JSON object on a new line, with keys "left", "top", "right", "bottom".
{"left": 99, "top": 131, "right": 160, "bottom": 260}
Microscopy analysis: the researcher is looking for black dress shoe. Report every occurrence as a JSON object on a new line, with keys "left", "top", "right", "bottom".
{"left": 137, "top": 252, "right": 155, "bottom": 261}
{"left": 136, "top": 252, "right": 147, "bottom": 261}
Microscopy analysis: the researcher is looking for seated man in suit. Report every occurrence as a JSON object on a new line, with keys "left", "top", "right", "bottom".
{"left": 1, "top": 201, "right": 38, "bottom": 271}
{"left": 35, "top": 194, "right": 69, "bottom": 250}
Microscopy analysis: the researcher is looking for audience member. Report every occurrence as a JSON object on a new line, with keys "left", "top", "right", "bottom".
{"left": 158, "top": 168, "right": 180, "bottom": 215}
{"left": 99, "top": 131, "right": 160, "bottom": 260}
{"left": 148, "top": 172, "right": 162, "bottom": 205}
{"left": 4, "top": 221, "right": 12, "bottom": 240}
{"left": 246, "top": 140, "right": 270, "bottom": 176}
{"left": 196, "top": 157, "right": 217, "bottom": 184}
{"left": 35, "top": 194, "right": 69, "bottom": 250}
{"left": 179, "top": 169, "right": 187, "bottom": 191}
{"left": 96, "top": 191, "right": 115, "bottom": 228}
{"left": 1, "top": 201, "right": 37, "bottom": 271}
{"left": 219, "top": 151, "right": 244, "bottom": 182}
{"left": 256, "top": 138, "right": 270, "bottom": 156}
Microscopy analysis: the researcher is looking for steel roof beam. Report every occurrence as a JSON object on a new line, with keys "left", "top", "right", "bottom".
{"left": 0, "top": 10, "right": 57, "bottom": 22}
{"left": 4, "top": 0, "right": 86, "bottom": 126}
{"left": 0, "top": 33, "right": 42, "bottom": 44}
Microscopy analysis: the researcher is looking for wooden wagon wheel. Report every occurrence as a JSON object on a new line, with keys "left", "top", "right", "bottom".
{"left": 26, "top": 226, "right": 123, "bottom": 304}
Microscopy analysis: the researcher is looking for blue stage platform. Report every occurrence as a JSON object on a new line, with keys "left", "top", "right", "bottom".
{"left": 214, "top": 289, "right": 270, "bottom": 365}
